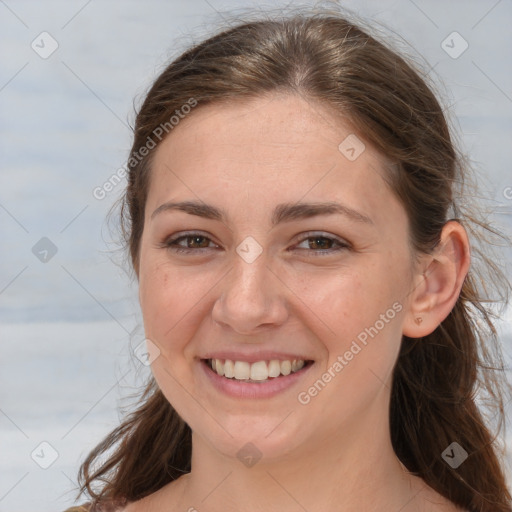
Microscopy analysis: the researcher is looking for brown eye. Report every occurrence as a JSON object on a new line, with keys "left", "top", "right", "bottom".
{"left": 164, "top": 232, "right": 218, "bottom": 254}
{"left": 307, "top": 236, "right": 335, "bottom": 250}
{"left": 182, "top": 235, "right": 210, "bottom": 248}
{"left": 294, "top": 232, "right": 351, "bottom": 256}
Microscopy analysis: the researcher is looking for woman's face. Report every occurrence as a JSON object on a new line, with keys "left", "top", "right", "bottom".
{"left": 138, "top": 93, "right": 416, "bottom": 461}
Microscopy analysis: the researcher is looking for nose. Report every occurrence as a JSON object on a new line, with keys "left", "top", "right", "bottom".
{"left": 211, "top": 251, "right": 289, "bottom": 335}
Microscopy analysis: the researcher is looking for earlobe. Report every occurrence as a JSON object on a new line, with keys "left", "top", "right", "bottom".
{"left": 403, "top": 221, "right": 471, "bottom": 338}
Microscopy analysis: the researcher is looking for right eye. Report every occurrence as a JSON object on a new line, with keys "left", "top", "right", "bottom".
{"left": 163, "top": 232, "right": 220, "bottom": 254}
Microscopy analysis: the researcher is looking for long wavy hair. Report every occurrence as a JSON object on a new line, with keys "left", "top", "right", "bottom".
{"left": 76, "top": 7, "right": 512, "bottom": 511}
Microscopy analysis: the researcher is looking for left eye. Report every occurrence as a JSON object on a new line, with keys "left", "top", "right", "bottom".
{"left": 293, "top": 233, "right": 350, "bottom": 255}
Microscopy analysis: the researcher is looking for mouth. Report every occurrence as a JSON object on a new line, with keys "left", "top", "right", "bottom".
{"left": 201, "top": 358, "right": 314, "bottom": 383}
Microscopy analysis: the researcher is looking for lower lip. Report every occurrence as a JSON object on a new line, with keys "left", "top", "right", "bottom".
{"left": 199, "top": 359, "right": 314, "bottom": 399}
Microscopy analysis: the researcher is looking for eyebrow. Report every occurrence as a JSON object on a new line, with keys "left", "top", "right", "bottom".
{"left": 151, "top": 200, "right": 373, "bottom": 226}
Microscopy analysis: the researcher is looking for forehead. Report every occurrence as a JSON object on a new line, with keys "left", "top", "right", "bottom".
{"left": 154, "top": 93, "right": 365, "bottom": 165}
{"left": 147, "top": 93, "right": 400, "bottom": 225}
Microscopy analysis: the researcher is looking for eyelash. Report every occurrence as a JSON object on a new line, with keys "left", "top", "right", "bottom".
{"left": 162, "top": 231, "right": 351, "bottom": 257}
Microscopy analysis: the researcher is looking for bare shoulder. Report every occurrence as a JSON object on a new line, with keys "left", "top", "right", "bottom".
{"left": 121, "top": 476, "right": 189, "bottom": 512}
{"left": 118, "top": 488, "right": 162, "bottom": 512}
{"left": 63, "top": 501, "right": 129, "bottom": 512}
{"left": 120, "top": 494, "right": 163, "bottom": 512}
{"left": 420, "top": 488, "right": 470, "bottom": 512}
{"left": 404, "top": 475, "right": 470, "bottom": 512}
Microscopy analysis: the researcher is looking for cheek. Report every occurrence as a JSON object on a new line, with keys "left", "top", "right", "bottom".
{"left": 138, "top": 256, "right": 217, "bottom": 359}
{"left": 302, "top": 258, "right": 406, "bottom": 369}
{"left": 139, "top": 261, "right": 187, "bottom": 345}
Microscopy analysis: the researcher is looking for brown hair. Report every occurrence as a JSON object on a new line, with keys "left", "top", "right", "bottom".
{"left": 76, "top": 7, "right": 512, "bottom": 511}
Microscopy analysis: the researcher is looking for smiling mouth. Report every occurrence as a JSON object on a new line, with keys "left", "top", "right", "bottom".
{"left": 203, "top": 358, "right": 314, "bottom": 383}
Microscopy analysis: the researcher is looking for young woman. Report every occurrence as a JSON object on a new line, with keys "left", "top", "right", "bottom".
{"left": 67, "top": 8, "right": 512, "bottom": 512}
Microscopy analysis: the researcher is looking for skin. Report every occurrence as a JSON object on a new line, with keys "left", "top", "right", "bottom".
{"left": 128, "top": 93, "right": 470, "bottom": 512}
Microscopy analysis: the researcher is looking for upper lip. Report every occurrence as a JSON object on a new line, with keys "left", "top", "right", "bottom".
{"left": 200, "top": 351, "right": 314, "bottom": 364}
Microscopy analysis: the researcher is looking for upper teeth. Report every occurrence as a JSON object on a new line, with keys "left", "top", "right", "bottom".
{"left": 210, "top": 359, "right": 306, "bottom": 381}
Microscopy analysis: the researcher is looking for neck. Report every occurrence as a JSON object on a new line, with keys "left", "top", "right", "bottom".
{"left": 170, "top": 391, "right": 432, "bottom": 512}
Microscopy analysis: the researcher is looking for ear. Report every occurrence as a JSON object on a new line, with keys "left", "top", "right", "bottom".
{"left": 402, "top": 221, "right": 470, "bottom": 338}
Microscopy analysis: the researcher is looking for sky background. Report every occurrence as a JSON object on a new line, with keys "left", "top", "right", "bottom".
{"left": 0, "top": 0, "right": 511, "bottom": 510}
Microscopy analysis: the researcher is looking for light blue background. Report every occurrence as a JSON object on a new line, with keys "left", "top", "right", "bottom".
{"left": 1, "top": 1, "right": 511, "bottom": 510}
